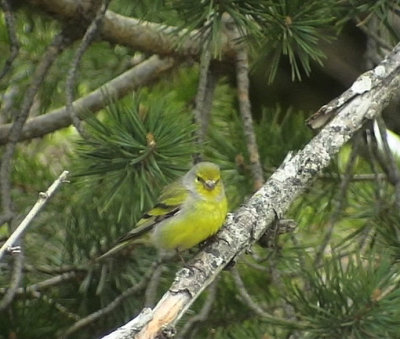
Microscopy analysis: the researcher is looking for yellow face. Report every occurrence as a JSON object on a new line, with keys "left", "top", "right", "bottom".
{"left": 193, "top": 162, "right": 224, "bottom": 199}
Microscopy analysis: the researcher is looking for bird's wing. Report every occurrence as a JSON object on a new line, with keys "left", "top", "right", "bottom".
{"left": 117, "top": 179, "right": 189, "bottom": 243}
{"left": 96, "top": 179, "right": 189, "bottom": 261}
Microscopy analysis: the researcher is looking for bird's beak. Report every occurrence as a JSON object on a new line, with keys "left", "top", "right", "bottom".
{"left": 204, "top": 180, "right": 216, "bottom": 190}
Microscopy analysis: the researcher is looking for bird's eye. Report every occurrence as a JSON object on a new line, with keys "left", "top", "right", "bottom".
{"left": 196, "top": 176, "right": 203, "bottom": 183}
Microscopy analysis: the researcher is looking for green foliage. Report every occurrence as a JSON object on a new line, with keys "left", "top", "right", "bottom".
{"left": 2, "top": 1, "right": 400, "bottom": 338}
{"left": 256, "top": 0, "right": 336, "bottom": 82}
{"left": 286, "top": 253, "right": 400, "bottom": 338}
{"left": 74, "top": 93, "right": 196, "bottom": 225}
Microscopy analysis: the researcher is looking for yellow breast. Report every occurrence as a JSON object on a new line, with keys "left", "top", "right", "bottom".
{"left": 152, "top": 196, "right": 228, "bottom": 251}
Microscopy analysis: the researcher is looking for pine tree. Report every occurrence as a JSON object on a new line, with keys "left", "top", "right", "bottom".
{"left": 1, "top": 0, "right": 400, "bottom": 338}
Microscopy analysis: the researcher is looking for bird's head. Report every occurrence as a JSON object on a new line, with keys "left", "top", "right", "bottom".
{"left": 186, "top": 162, "right": 224, "bottom": 199}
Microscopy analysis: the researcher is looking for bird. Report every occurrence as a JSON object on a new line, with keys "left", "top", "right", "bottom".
{"left": 97, "top": 162, "right": 227, "bottom": 260}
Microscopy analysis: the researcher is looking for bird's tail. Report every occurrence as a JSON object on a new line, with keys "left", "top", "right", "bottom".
{"left": 95, "top": 237, "right": 150, "bottom": 262}
{"left": 96, "top": 241, "right": 131, "bottom": 262}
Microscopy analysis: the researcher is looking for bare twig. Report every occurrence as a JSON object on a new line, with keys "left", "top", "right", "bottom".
{"left": 223, "top": 14, "right": 264, "bottom": 190}
{"left": 231, "top": 266, "right": 301, "bottom": 330}
{"left": 231, "top": 267, "right": 270, "bottom": 317}
{"left": 0, "top": 250, "right": 23, "bottom": 311}
{"left": 192, "top": 50, "right": 218, "bottom": 163}
{"left": 177, "top": 278, "right": 219, "bottom": 339}
{"left": 357, "top": 20, "right": 392, "bottom": 53}
{"left": 62, "top": 260, "right": 161, "bottom": 338}
{"left": 376, "top": 117, "right": 400, "bottom": 211}
{"left": 314, "top": 141, "right": 359, "bottom": 266}
{"left": 193, "top": 49, "right": 211, "bottom": 162}
{"left": 0, "top": 32, "right": 69, "bottom": 220}
{"left": 24, "top": 263, "right": 88, "bottom": 275}
{"left": 0, "top": 0, "right": 20, "bottom": 81}
{"left": 65, "top": 0, "right": 111, "bottom": 136}
{"left": 0, "top": 34, "right": 68, "bottom": 312}
{"left": 0, "top": 56, "right": 176, "bottom": 144}
{"left": 144, "top": 265, "right": 165, "bottom": 307}
{"left": 103, "top": 42, "right": 400, "bottom": 339}
{"left": 0, "top": 271, "right": 77, "bottom": 295}
{"left": 235, "top": 47, "right": 264, "bottom": 190}
{"left": 0, "top": 171, "right": 69, "bottom": 261}
{"left": 30, "top": 290, "right": 80, "bottom": 321}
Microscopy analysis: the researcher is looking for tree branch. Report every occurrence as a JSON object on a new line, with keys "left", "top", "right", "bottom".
{"left": 102, "top": 42, "right": 400, "bottom": 339}
{"left": 24, "top": 0, "right": 232, "bottom": 59}
{"left": 224, "top": 14, "right": 264, "bottom": 190}
{"left": 0, "top": 271, "right": 77, "bottom": 295}
{"left": 65, "top": 0, "right": 111, "bottom": 136}
{"left": 0, "top": 250, "right": 23, "bottom": 311}
{"left": 0, "top": 170, "right": 69, "bottom": 261}
{"left": 192, "top": 49, "right": 218, "bottom": 163}
{"left": 0, "top": 32, "right": 68, "bottom": 220}
{"left": 0, "top": 0, "right": 20, "bottom": 81}
{"left": 62, "top": 260, "right": 162, "bottom": 338}
{"left": 0, "top": 56, "right": 176, "bottom": 144}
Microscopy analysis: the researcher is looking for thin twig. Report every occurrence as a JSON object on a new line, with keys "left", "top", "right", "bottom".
{"left": 318, "top": 173, "right": 387, "bottom": 182}
{"left": 0, "top": 250, "right": 23, "bottom": 311}
{"left": 0, "top": 0, "right": 20, "bottom": 81}
{"left": 236, "top": 52, "right": 264, "bottom": 189}
{"left": 192, "top": 49, "right": 218, "bottom": 163}
{"left": 177, "top": 278, "right": 219, "bottom": 339}
{"left": 223, "top": 14, "right": 264, "bottom": 190}
{"left": 66, "top": 0, "right": 111, "bottom": 136}
{"left": 314, "top": 141, "right": 359, "bottom": 266}
{"left": 375, "top": 117, "right": 400, "bottom": 211}
{"left": 0, "top": 271, "right": 77, "bottom": 295}
{"left": 144, "top": 265, "right": 165, "bottom": 307}
{"left": 24, "top": 263, "right": 88, "bottom": 275}
{"left": 62, "top": 260, "right": 162, "bottom": 338}
{"left": 0, "top": 34, "right": 68, "bottom": 312}
{"left": 357, "top": 18, "right": 392, "bottom": 53}
{"left": 0, "top": 32, "right": 69, "bottom": 221}
{"left": 231, "top": 266, "right": 271, "bottom": 318}
{"left": 0, "top": 171, "right": 69, "bottom": 261}
{"left": 30, "top": 290, "right": 80, "bottom": 321}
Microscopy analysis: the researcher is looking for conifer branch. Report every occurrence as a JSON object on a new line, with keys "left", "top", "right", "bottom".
{"left": 65, "top": 0, "right": 111, "bottom": 137}
{"left": 102, "top": 42, "right": 400, "bottom": 339}
{"left": 22, "top": 0, "right": 215, "bottom": 58}
{"left": 0, "top": 171, "right": 69, "bottom": 261}
{"left": 0, "top": 56, "right": 176, "bottom": 144}
{"left": 0, "top": 0, "right": 19, "bottom": 81}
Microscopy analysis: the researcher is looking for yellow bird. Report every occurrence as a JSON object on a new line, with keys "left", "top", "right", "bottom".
{"left": 98, "top": 162, "right": 227, "bottom": 259}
